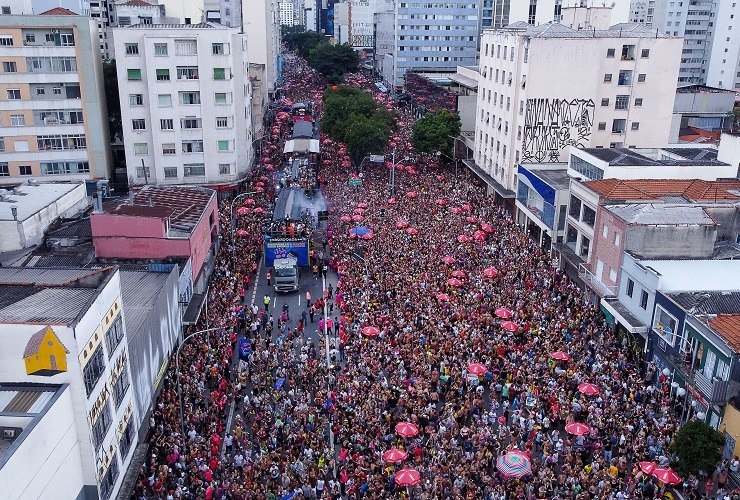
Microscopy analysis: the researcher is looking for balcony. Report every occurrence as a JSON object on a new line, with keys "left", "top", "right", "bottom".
{"left": 578, "top": 263, "right": 617, "bottom": 297}
{"left": 693, "top": 370, "right": 729, "bottom": 405}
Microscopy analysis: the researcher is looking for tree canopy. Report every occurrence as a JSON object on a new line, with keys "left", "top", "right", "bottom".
{"left": 411, "top": 110, "right": 462, "bottom": 159}
{"left": 669, "top": 419, "right": 725, "bottom": 478}
{"left": 283, "top": 32, "right": 327, "bottom": 59}
{"left": 308, "top": 43, "right": 359, "bottom": 84}
{"left": 321, "top": 86, "right": 395, "bottom": 165}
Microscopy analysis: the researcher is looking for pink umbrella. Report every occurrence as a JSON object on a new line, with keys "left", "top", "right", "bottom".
{"left": 639, "top": 461, "right": 658, "bottom": 474}
{"left": 388, "top": 197, "right": 397, "bottom": 205}
{"left": 435, "top": 198, "right": 448, "bottom": 206}
{"left": 360, "top": 231, "right": 374, "bottom": 240}
{"left": 473, "top": 230, "right": 487, "bottom": 241}
{"left": 406, "top": 191, "right": 417, "bottom": 199}
{"left": 481, "top": 223, "right": 494, "bottom": 233}
{"left": 253, "top": 207, "right": 264, "bottom": 214}
{"left": 395, "top": 422, "right": 419, "bottom": 438}
{"left": 447, "top": 278, "right": 463, "bottom": 287}
{"left": 495, "top": 307, "right": 514, "bottom": 319}
{"left": 340, "top": 215, "right": 352, "bottom": 223}
{"left": 395, "top": 220, "right": 408, "bottom": 229}
{"left": 237, "top": 207, "right": 250, "bottom": 215}
{"left": 382, "top": 448, "right": 408, "bottom": 463}
{"left": 451, "top": 270, "right": 467, "bottom": 278}
{"left": 394, "top": 468, "right": 421, "bottom": 487}
{"left": 652, "top": 467, "right": 681, "bottom": 485}
{"left": 501, "top": 321, "right": 519, "bottom": 332}
{"left": 242, "top": 198, "right": 256, "bottom": 206}
{"left": 352, "top": 214, "right": 364, "bottom": 222}
{"left": 353, "top": 207, "right": 365, "bottom": 215}
{"left": 362, "top": 326, "right": 380, "bottom": 337}
{"left": 457, "top": 235, "right": 471, "bottom": 243}
{"left": 436, "top": 293, "right": 451, "bottom": 302}
{"left": 466, "top": 216, "right": 478, "bottom": 223}
{"left": 577, "top": 383, "right": 600, "bottom": 397}
{"left": 255, "top": 186, "right": 264, "bottom": 192}
{"left": 236, "top": 229, "right": 249, "bottom": 237}
{"left": 467, "top": 363, "right": 487, "bottom": 376}
{"left": 406, "top": 227, "right": 418, "bottom": 235}
{"left": 483, "top": 267, "right": 499, "bottom": 278}
{"left": 255, "top": 181, "right": 265, "bottom": 187}
{"left": 564, "top": 422, "right": 591, "bottom": 436}
{"left": 442, "top": 255, "right": 456, "bottom": 265}
{"left": 550, "top": 351, "right": 570, "bottom": 361}
{"left": 462, "top": 203, "right": 472, "bottom": 211}
{"left": 357, "top": 202, "right": 368, "bottom": 209}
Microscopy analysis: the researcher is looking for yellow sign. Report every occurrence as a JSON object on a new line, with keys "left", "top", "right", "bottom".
{"left": 23, "top": 326, "right": 69, "bottom": 376}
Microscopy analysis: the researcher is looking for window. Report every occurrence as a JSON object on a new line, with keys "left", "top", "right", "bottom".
{"left": 105, "top": 315, "right": 124, "bottom": 356}
{"left": 637, "top": 73, "right": 646, "bottom": 83}
{"left": 162, "top": 143, "right": 176, "bottom": 155}
{"left": 614, "top": 232, "right": 621, "bottom": 246}
{"left": 0, "top": 162, "right": 7, "bottom": 176}
{"left": 216, "top": 116, "right": 228, "bottom": 128}
{"left": 612, "top": 119, "right": 626, "bottom": 133}
{"left": 91, "top": 398, "right": 112, "bottom": 450}
{"left": 6, "top": 88, "right": 21, "bottom": 100}
{"left": 607, "top": 48, "right": 615, "bottom": 58}
{"left": 582, "top": 205, "right": 596, "bottom": 227}
{"left": 156, "top": 68, "right": 170, "bottom": 81}
{"left": 212, "top": 42, "right": 224, "bottom": 55}
{"left": 219, "top": 163, "right": 231, "bottom": 175}
{"left": 631, "top": 122, "right": 640, "bottom": 131}
{"left": 154, "top": 43, "right": 168, "bottom": 56}
{"left": 0, "top": 138, "right": 4, "bottom": 151}
{"left": 134, "top": 143, "right": 148, "bottom": 155}
{"left": 112, "top": 362, "right": 129, "bottom": 408}
{"left": 626, "top": 278, "right": 634, "bottom": 297}
{"left": 136, "top": 166, "right": 150, "bottom": 178}
{"left": 119, "top": 418, "right": 135, "bottom": 460}
{"left": 639, "top": 290, "right": 649, "bottom": 310}
{"left": 184, "top": 163, "right": 205, "bottom": 176}
{"left": 181, "top": 117, "right": 201, "bottom": 129}
{"left": 129, "top": 94, "right": 143, "bottom": 106}
{"left": 124, "top": 43, "right": 139, "bottom": 55}
{"left": 615, "top": 95, "right": 630, "bottom": 110}
{"left": 10, "top": 114, "right": 25, "bottom": 126}
{"left": 19, "top": 165, "right": 32, "bottom": 176}
{"left": 0, "top": 36, "right": 13, "bottom": 46}
{"left": 568, "top": 196, "right": 582, "bottom": 218}
{"left": 218, "top": 140, "right": 231, "bottom": 151}
{"left": 158, "top": 94, "right": 172, "bottom": 107}
{"left": 180, "top": 91, "right": 200, "bottom": 105}
{"left": 601, "top": 98, "right": 610, "bottom": 106}
{"left": 99, "top": 446, "right": 119, "bottom": 500}
{"left": 175, "top": 39, "right": 197, "bottom": 56}
{"left": 621, "top": 44, "right": 635, "bottom": 60}
{"left": 652, "top": 305, "right": 678, "bottom": 344}
{"left": 182, "top": 140, "right": 204, "bottom": 153}
{"left": 213, "top": 67, "right": 226, "bottom": 80}
{"left": 598, "top": 122, "right": 606, "bottom": 131}
{"left": 2, "top": 61, "right": 16, "bottom": 72}
{"left": 25, "top": 34, "right": 34, "bottom": 43}
{"left": 132, "top": 119, "right": 146, "bottom": 130}
{"left": 160, "top": 119, "right": 173, "bottom": 130}
{"left": 127, "top": 68, "right": 141, "bottom": 80}
{"left": 604, "top": 73, "right": 612, "bottom": 82}
{"left": 176, "top": 66, "right": 199, "bottom": 80}
{"left": 36, "top": 88, "right": 45, "bottom": 96}
{"left": 83, "top": 344, "right": 105, "bottom": 395}
{"left": 214, "top": 92, "right": 227, "bottom": 104}
{"left": 618, "top": 70, "right": 632, "bottom": 85}
{"left": 163, "top": 167, "right": 178, "bottom": 178}
{"left": 634, "top": 97, "right": 643, "bottom": 107}
{"left": 641, "top": 48, "right": 650, "bottom": 58}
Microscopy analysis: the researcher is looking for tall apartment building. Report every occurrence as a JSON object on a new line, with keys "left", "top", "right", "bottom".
{"left": 204, "top": 0, "right": 243, "bottom": 27}
{"left": 332, "top": 0, "right": 393, "bottom": 48}
{"left": 474, "top": 22, "right": 681, "bottom": 201}
{"left": 482, "top": 0, "right": 631, "bottom": 29}
{"left": 280, "top": 0, "right": 297, "bottom": 25}
{"left": 113, "top": 22, "right": 253, "bottom": 187}
{"left": 243, "top": 0, "right": 281, "bottom": 98}
{"left": 705, "top": 0, "right": 740, "bottom": 89}
{"left": 0, "top": 11, "right": 112, "bottom": 185}
{"left": 375, "top": 0, "right": 480, "bottom": 88}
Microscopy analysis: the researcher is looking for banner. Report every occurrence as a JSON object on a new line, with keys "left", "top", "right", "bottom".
{"left": 264, "top": 236, "right": 310, "bottom": 267}
{"left": 238, "top": 338, "right": 252, "bottom": 361}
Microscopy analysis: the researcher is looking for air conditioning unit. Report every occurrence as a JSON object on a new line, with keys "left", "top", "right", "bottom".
{"left": 1, "top": 427, "right": 22, "bottom": 440}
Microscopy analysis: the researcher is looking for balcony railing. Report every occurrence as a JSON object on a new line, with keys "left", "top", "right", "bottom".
{"left": 578, "top": 263, "right": 617, "bottom": 297}
{"left": 693, "top": 370, "right": 729, "bottom": 405}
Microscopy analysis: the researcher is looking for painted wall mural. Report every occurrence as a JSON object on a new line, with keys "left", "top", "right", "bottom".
{"left": 522, "top": 98, "right": 595, "bottom": 162}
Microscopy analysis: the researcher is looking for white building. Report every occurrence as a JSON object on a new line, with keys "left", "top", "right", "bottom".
{"left": 482, "top": 0, "right": 631, "bottom": 29}
{"left": 474, "top": 22, "right": 682, "bottom": 202}
{"left": 113, "top": 22, "right": 254, "bottom": 186}
{"left": 0, "top": 11, "right": 112, "bottom": 184}
{"left": 203, "top": 0, "right": 243, "bottom": 28}
{"left": 112, "top": 0, "right": 168, "bottom": 27}
{"left": 304, "top": 0, "right": 318, "bottom": 31}
{"left": 334, "top": 0, "right": 393, "bottom": 48}
{"left": 0, "top": 266, "right": 137, "bottom": 500}
{"left": 705, "top": 0, "right": 740, "bottom": 90}
{"left": 279, "top": 0, "right": 297, "bottom": 25}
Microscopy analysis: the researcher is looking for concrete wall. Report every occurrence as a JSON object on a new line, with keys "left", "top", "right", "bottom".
{"left": 458, "top": 95, "right": 477, "bottom": 133}
{"left": 674, "top": 89, "right": 737, "bottom": 114}
{"left": 718, "top": 133, "right": 740, "bottom": 176}
{"left": 625, "top": 224, "right": 717, "bottom": 259}
{"left": 704, "top": 205, "right": 740, "bottom": 243}
{"left": 0, "top": 386, "right": 87, "bottom": 500}
{"left": 618, "top": 252, "right": 659, "bottom": 327}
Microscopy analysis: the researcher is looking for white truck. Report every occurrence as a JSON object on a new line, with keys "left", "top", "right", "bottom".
{"left": 273, "top": 255, "right": 299, "bottom": 292}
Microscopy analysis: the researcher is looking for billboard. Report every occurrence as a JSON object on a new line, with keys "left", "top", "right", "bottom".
{"left": 264, "top": 236, "right": 310, "bottom": 267}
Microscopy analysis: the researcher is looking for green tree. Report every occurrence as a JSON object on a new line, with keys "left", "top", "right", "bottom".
{"left": 102, "top": 60, "right": 122, "bottom": 143}
{"left": 281, "top": 25, "right": 306, "bottom": 37}
{"left": 669, "top": 419, "right": 724, "bottom": 477}
{"left": 307, "top": 43, "right": 359, "bottom": 84}
{"left": 283, "top": 32, "right": 327, "bottom": 59}
{"left": 343, "top": 113, "right": 391, "bottom": 165}
{"left": 411, "top": 110, "right": 462, "bottom": 159}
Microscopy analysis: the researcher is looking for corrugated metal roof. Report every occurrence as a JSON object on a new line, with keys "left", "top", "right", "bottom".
{"left": 607, "top": 204, "right": 715, "bottom": 225}
{"left": 668, "top": 291, "right": 740, "bottom": 315}
{"left": 120, "top": 271, "right": 171, "bottom": 334}
{"left": 0, "top": 288, "right": 97, "bottom": 324}
{"left": 46, "top": 218, "right": 92, "bottom": 239}
{"left": 0, "top": 388, "right": 55, "bottom": 414}
{"left": 0, "top": 267, "right": 105, "bottom": 286}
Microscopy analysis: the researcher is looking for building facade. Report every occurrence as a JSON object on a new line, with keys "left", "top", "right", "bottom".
{"left": 243, "top": 0, "right": 281, "bottom": 98}
{"left": 705, "top": 0, "right": 740, "bottom": 90}
{"left": 0, "top": 12, "right": 112, "bottom": 184}
{"left": 113, "top": 22, "right": 253, "bottom": 186}
{"left": 482, "top": 0, "right": 631, "bottom": 29}
{"left": 474, "top": 23, "right": 682, "bottom": 197}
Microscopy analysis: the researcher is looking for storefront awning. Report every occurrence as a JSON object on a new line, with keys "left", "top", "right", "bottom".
{"left": 601, "top": 298, "right": 648, "bottom": 336}
{"left": 182, "top": 293, "right": 206, "bottom": 325}
{"left": 462, "top": 159, "right": 515, "bottom": 199}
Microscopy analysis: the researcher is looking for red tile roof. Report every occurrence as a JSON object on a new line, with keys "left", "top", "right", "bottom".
{"left": 709, "top": 315, "right": 740, "bottom": 353}
{"left": 584, "top": 179, "right": 740, "bottom": 203}
{"left": 120, "top": 0, "right": 154, "bottom": 5}
{"left": 39, "top": 7, "right": 78, "bottom": 15}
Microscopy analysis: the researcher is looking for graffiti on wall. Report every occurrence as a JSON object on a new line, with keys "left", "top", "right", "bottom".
{"left": 522, "top": 98, "right": 595, "bottom": 163}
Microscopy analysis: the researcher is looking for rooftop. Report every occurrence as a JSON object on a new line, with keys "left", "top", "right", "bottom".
{"left": 124, "top": 21, "right": 222, "bottom": 29}
{"left": 709, "top": 315, "right": 740, "bottom": 352}
{"left": 667, "top": 291, "right": 740, "bottom": 316}
{"left": 580, "top": 147, "right": 727, "bottom": 167}
{"left": 119, "top": 270, "right": 171, "bottom": 335}
{"left": 497, "top": 21, "right": 674, "bottom": 39}
{"left": 0, "top": 182, "right": 87, "bottom": 222}
{"left": 676, "top": 84, "right": 737, "bottom": 94}
{"left": 39, "top": 7, "right": 78, "bottom": 15}
{"left": 521, "top": 166, "right": 572, "bottom": 190}
{"left": 640, "top": 259, "right": 740, "bottom": 293}
{"left": 662, "top": 148, "right": 719, "bottom": 162}
{"left": 0, "top": 267, "right": 114, "bottom": 325}
{"left": 583, "top": 179, "right": 740, "bottom": 203}
{"left": 118, "top": 0, "right": 155, "bottom": 6}
{"left": 607, "top": 204, "right": 715, "bottom": 225}
{"left": 101, "top": 186, "right": 215, "bottom": 235}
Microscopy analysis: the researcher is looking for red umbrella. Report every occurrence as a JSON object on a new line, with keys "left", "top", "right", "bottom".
{"left": 340, "top": 215, "right": 352, "bottom": 223}
{"left": 395, "top": 422, "right": 419, "bottom": 438}
{"left": 467, "top": 363, "right": 487, "bottom": 376}
{"left": 357, "top": 202, "right": 368, "bottom": 209}
{"left": 353, "top": 207, "right": 365, "bottom": 215}
{"left": 236, "top": 229, "right": 249, "bottom": 237}
{"left": 406, "top": 191, "right": 417, "bottom": 199}
{"left": 442, "top": 255, "right": 456, "bottom": 265}
{"left": 242, "top": 198, "right": 256, "bottom": 206}
{"left": 447, "top": 278, "right": 463, "bottom": 287}
{"left": 435, "top": 198, "right": 448, "bottom": 206}
{"left": 473, "top": 230, "right": 487, "bottom": 241}
{"left": 449, "top": 207, "right": 462, "bottom": 215}
{"left": 639, "top": 461, "right": 658, "bottom": 474}
{"left": 406, "top": 227, "right": 418, "bottom": 235}
{"left": 255, "top": 181, "right": 265, "bottom": 187}
{"left": 362, "top": 326, "right": 380, "bottom": 337}
{"left": 550, "top": 351, "right": 570, "bottom": 361}
{"left": 451, "top": 270, "right": 467, "bottom": 278}
{"left": 652, "top": 467, "right": 681, "bottom": 485}
{"left": 481, "top": 223, "right": 494, "bottom": 233}
{"left": 457, "top": 235, "right": 471, "bottom": 243}
{"left": 237, "top": 207, "right": 250, "bottom": 215}
{"left": 483, "top": 267, "right": 499, "bottom": 278}
{"left": 388, "top": 197, "right": 397, "bottom": 204}
{"left": 394, "top": 468, "right": 421, "bottom": 487}
{"left": 395, "top": 220, "right": 408, "bottom": 229}
{"left": 253, "top": 207, "right": 264, "bottom": 214}
{"left": 564, "top": 422, "right": 591, "bottom": 436}
{"left": 501, "top": 321, "right": 519, "bottom": 332}
{"left": 352, "top": 214, "right": 364, "bottom": 222}
{"left": 462, "top": 203, "right": 472, "bottom": 211}
{"left": 360, "top": 231, "right": 374, "bottom": 240}
{"left": 577, "top": 383, "right": 600, "bottom": 397}
{"left": 435, "top": 293, "right": 450, "bottom": 302}
{"left": 495, "top": 307, "right": 514, "bottom": 319}
{"left": 466, "top": 216, "right": 478, "bottom": 223}
{"left": 382, "top": 448, "right": 408, "bottom": 463}
{"left": 255, "top": 186, "right": 264, "bottom": 192}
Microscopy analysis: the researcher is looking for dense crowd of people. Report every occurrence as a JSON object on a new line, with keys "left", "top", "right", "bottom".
{"left": 130, "top": 55, "right": 728, "bottom": 500}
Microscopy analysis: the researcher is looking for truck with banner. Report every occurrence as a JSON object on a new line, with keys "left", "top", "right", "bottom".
{"left": 263, "top": 235, "right": 310, "bottom": 268}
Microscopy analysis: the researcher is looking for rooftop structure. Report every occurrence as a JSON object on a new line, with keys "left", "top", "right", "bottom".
{"left": 583, "top": 178, "right": 740, "bottom": 203}
{"left": 710, "top": 315, "right": 740, "bottom": 352}
{"left": 607, "top": 203, "right": 716, "bottom": 225}
{"left": 638, "top": 259, "right": 740, "bottom": 292}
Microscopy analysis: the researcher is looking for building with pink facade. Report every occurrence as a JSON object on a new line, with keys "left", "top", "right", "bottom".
{"left": 90, "top": 186, "right": 219, "bottom": 285}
